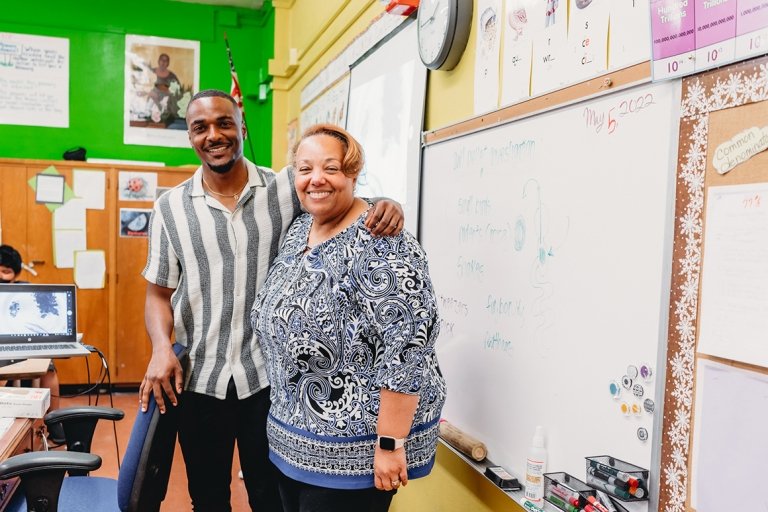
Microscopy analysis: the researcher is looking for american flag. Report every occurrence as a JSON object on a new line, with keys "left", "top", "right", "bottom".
{"left": 224, "top": 34, "right": 247, "bottom": 138}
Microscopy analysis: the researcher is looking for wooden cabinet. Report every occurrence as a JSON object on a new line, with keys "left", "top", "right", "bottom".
{"left": 0, "top": 159, "right": 193, "bottom": 384}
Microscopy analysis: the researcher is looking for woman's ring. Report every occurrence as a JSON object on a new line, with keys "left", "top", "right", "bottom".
{"left": 391, "top": 479, "right": 400, "bottom": 487}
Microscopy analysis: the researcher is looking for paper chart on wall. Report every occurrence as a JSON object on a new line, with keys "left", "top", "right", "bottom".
{"left": 690, "top": 359, "right": 768, "bottom": 510}
{"left": 697, "top": 182, "right": 768, "bottom": 368}
{"left": 531, "top": 0, "right": 568, "bottom": 95}
{"left": 0, "top": 32, "right": 69, "bottom": 128}
{"left": 567, "top": 0, "right": 609, "bottom": 83}
{"left": 74, "top": 250, "right": 106, "bottom": 289}
{"left": 609, "top": 0, "right": 651, "bottom": 70}
{"left": 501, "top": 0, "right": 537, "bottom": 105}
{"left": 650, "top": 0, "right": 696, "bottom": 79}
{"left": 53, "top": 198, "right": 86, "bottom": 230}
{"left": 53, "top": 229, "right": 86, "bottom": 269}
{"left": 735, "top": 0, "right": 768, "bottom": 60}
{"left": 693, "top": 0, "right": 737, "bottom": 72}
{"left": 475, "top": 0, "right": 503, "bottom": 114}
{"left": 73, "top": 169, "right": 106, "bottom": 210}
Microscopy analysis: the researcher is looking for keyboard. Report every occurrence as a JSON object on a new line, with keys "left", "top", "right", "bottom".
{"left": 0, "top": 342, "right": 90, "bottom": 359}
{"left": 0, "top": 344, "right": 78, "bottom": 352}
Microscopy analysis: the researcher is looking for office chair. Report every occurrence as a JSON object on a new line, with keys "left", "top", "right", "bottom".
{"left": 0, "top": 344, "right": 185, "bottom": 512}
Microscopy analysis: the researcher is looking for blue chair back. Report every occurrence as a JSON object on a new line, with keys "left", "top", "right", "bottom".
{"left": 117, "top": 343, "right": 187, "bottom": 512}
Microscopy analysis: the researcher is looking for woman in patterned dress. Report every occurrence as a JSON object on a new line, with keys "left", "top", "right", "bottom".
{"left": 251, "top": 124, "right": 446, "bottom": 512}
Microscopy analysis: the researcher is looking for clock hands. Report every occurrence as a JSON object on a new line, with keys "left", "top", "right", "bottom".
{"left": 419, "top": 1, "right": 440, "bottom": 27}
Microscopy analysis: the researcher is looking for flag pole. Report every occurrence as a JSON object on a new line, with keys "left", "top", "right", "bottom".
{"left": 224, "top": 33, "right": 257, "bottom": 164}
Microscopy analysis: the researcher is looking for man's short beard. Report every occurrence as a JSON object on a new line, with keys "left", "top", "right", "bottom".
{"left": 208, "top": 158, "right": 237, "bottom": 174}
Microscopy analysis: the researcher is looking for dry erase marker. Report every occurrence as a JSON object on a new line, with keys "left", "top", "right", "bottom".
{"left": 589, "top": 461, "right": 640, "bottom": 487}
{"left": 550, "top": 482, "right": 581, "bottom": 507}
{"left": 587, "top": 495, "right": 610, "bottom": 512}
{"left": 596, "top": 490, "right": 619, "bottom": 512}
{"left": 519, "top": 497, "right": 544, "bottom": 512}
{"left": 588, "top": 467, "right": 630, "bottom": 490}
{"left": 546, "top": 494, "right": 579, "bottom": 512}
{"left": 586, "top": 476, "right": 631, "bottom": 500}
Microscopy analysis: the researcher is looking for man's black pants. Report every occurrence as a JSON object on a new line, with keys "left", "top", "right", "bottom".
{"left": 178, "top": 381, "right": 281, "bottom": 512}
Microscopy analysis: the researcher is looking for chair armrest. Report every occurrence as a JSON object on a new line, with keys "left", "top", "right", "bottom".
{"left": 45, "top": 406, "right": 125, "bottom": 424}
{"left": 44, "top": 406, "right": 125, "bottom": 466}
{"left": 0, "top": 451, "right": 102, "bottom": 479}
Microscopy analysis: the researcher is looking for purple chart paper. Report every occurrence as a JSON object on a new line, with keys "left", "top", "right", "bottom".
{"left": 735, "top": 0, "right": 768, "bottom": 59}
{"left": 694, "top": 0, "right": 737, "bottom": 70}
{"left": 651, "top": 0, "right": 697, "bottom": 79}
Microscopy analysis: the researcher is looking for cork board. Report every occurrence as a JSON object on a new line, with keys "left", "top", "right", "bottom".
{"left": 659, "top": 54, "right": 768, "bottom": 512}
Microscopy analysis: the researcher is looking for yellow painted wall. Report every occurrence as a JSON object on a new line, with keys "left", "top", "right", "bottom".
{"left": 270, "top": 2, "right": 522, "bottom": 510}
{"left": 270, "top": 0, "right": 477, "bottom": 169}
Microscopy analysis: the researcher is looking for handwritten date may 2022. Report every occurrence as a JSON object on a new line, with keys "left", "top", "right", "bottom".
{"left": 583, "top": 93, "right": 655, "bottom": 134}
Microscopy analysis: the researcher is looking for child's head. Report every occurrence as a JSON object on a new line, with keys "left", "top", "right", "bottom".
{"left": 0, "top": 245, "right": 22, "bottom": 283}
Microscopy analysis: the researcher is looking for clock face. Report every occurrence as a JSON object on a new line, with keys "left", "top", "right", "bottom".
{"left": 417, "top": 0, "right": 452, "bottom": 68}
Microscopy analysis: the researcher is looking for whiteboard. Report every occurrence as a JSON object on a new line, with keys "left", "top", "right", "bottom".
{"left": 346, "top": 20, "right": 426, "bottom": 235}
{"left": 420, "top": 80, "right": 681, "bottom": 509}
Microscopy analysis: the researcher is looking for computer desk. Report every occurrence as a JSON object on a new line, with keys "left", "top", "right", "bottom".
{"left": 0, "top": 359, "right": 51, "bottom": 384}
{"left": 0, "top": 416, "right": 43, "bottom": 508}
{"left": 0, "top": 360, "right": 51, "bottom": 508}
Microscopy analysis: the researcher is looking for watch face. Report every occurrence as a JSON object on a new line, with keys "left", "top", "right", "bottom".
{"left": 417, "top": 0, "right": 451, "bottom": 67}
{"left": 379, "top": 436, "right": 396, "bottom": 451}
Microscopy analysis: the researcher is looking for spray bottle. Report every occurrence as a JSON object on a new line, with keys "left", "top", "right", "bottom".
{"left": 524, "top": 425, "right": 547, "bottom": 506}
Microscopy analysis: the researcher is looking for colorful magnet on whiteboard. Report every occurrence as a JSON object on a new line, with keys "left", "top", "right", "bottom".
{"left": 609, "top": 380, "right": 622, "bottom": 399}
{"left": 621, "top": 375, "right": 633, "bottom": 389}
{"left": 640, "top": 363, "right": 653, "bottom": 381}
{"left": 627, "top": 365, "right": 638, "bottom": 379}
{"left": 632, "top": 383, "right": 644, "bottom": 398}
{"left": 631, "top": 403, "right": 642, "bottom": 416}
{"left": 620, "top": 402, "right": 630, "bottom": 415}
{"left": 637, "top": 427, "right": 648, "bottom": 441}
{"left": 643, "top": 399, "right": 655, "bottom": 413}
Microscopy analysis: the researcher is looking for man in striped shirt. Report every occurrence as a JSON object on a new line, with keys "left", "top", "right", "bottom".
{"left": 139, "top": 90, "right": 403, "bottom": 511}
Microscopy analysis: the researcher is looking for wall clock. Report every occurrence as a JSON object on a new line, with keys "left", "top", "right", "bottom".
{"left": 417, "top": 0, "right": 473, "bottom": 71}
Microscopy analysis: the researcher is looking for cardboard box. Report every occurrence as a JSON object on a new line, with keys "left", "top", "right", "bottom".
{"left": 0, "top": 387, "right": 50, "bottom": 418}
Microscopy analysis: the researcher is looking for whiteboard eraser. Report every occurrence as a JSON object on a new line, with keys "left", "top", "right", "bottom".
{"left": 484, "top": 466, "right": 521, "bottom": 490}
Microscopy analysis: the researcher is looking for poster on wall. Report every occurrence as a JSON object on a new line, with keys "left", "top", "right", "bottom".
{"left": 118, "top": 171, "right": 158, "bottom": 201}
{"left": 119, "top": 208, "right": 152, "bottom": 238}
{"left": 124, "top": 35, "right": 199, "bottom": 148}
{"left": 299, "top": 75, "right": 350, "bottom": 134}
{"left": 475, "top": 0, "right": 502, "bottom": 114}
{"left": 0, "top": 32, "right": 69, "bottom": 128}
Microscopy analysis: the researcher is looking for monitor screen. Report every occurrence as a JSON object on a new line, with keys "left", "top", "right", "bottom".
{"left": 0, "top": 284, "right": 76, "bottom": 342}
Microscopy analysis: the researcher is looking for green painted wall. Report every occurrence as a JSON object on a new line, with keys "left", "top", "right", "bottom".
{"left": 0, "top": 0, "right": 274, "bottom": 167}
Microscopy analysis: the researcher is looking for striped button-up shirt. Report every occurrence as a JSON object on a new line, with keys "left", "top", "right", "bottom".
{"left": 142, "top": 160, "right": 301, "bottom": 399}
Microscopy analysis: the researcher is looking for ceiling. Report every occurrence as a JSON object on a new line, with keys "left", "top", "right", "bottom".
{"left": 170, "top": 0, "right": 265, "bottom": 9}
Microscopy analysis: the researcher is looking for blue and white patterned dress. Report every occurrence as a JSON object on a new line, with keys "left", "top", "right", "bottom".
{"left": 251, "top": 210, "right": 446, "bottom": 490}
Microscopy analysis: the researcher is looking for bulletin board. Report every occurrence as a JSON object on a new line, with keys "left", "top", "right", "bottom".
{"left": 659, "top": 54, "right": 768, "bottom": 512}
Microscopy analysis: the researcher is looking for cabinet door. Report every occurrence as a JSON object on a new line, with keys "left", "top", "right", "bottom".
{"left": 24, "top": 165, "right": 111, "bottom": 385}
{"left": 113, "top": 168, "right": 193, "bottom": 383}
{"left": 0, "top": 164, "right": 29, "bottom": 251}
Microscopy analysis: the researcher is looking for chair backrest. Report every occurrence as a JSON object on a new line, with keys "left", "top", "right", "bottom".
{"left": 116, "top": 343, "right": 187, "bottom": 512}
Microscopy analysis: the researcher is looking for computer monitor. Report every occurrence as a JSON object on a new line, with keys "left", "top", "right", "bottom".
{"left": 0, "top": 284, "right": 77, "bottom": 343}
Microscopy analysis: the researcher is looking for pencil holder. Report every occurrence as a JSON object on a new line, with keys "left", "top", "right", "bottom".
{"left": 543, "top": 472, "right": 594, "bottom": 512}
{"left": 584, "top": 455, "right": 649, "bottom": 502}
